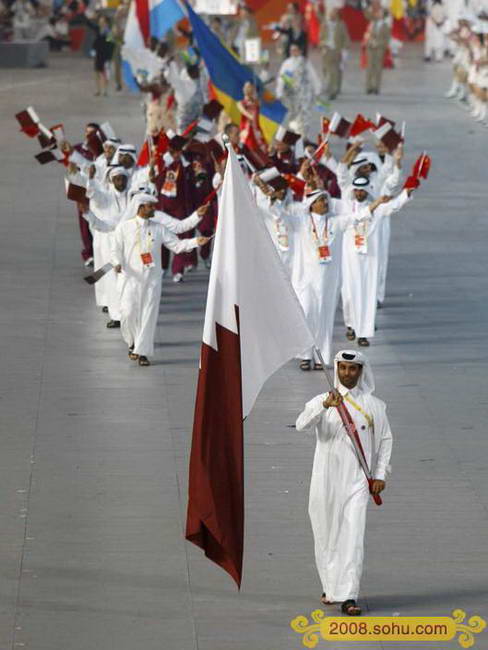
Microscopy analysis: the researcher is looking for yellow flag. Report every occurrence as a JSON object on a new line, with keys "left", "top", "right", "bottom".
{"left": 390, "top": 0, "right": 404, "bottom": 20}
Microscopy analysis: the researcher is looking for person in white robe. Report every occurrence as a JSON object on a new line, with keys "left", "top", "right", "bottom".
{"left": 93, "top": 138, "right": 120, "bottom": 184}
{"left": 111, "top": 144, "right": 152, "bottom": 191}
{"left": 425, "top": 0, "right": 447, "bottom": 62}
{"left": 111, "top": 195, "right": 210, "bottom": 366}
{"left": 335, "top": 143, "right": 404, "bottom": 309}
{"left": 86, "top": 165, "right": 130, "bottom": 327}
{"left": 252, "top": 173, "right": 294, "bottom": 273}
{"left": 341, "top": 179, "right": 413, "bottom": 347}
{"left": 164, "top": 61, "right": 206, "bottom": 134}
{"left": 373, "top": 140, "right": 403, "bottom": 306}
{"left": 281, "top": 190, "right": 371, "bottom": 369}
{"left": 334, "top": 142, "right": 403, "bottom": 199}
{"left": 296, "top": 349, "right": 393, "bottom": 615}
{"left": 276, "top": 44, "right": 322, "bottom": 138}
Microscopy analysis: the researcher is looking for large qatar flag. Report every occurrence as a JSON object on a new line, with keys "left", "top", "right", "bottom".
{"left": 185, "top": 148, "right": 314, "bottom": 587}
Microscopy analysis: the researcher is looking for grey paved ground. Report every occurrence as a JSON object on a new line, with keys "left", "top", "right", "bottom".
{"left": 1, "top": 45, "right": 488, "bottom": 650}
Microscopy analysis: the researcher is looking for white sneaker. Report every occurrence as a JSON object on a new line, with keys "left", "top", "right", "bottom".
{"left": 445, "top": 83, "right": 459, "bottom": 98}
{"left": 476, "top": 108, "right": 487, "bottom": 122}
{"left": 173, "top": 272, "right": 183, "bottom": 283}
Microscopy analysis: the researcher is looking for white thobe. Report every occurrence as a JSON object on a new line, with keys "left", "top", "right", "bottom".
{"left": 283, "top": 201, "right": 368, "bottom": 364}
{"left": 335, "top": 159, "right": 401, "bottom": 199}
{"left": 86, "top": 179, "right": 129, "bottom": 320}
{"left": 296, "top": 387, "right": 392, "bottom": 602}
{"left": 336, "top": 159, "right": 403, "bottom": 306}
{"left": 425, "top": 2, "right": 447, "bottom": 61}
{"left": 375, "top": 153, "right": 401, "bottom": 303}
{"left": 94, "top": 153, "right": 111, "bottom": 185}
{"left": 255, "top": 190, "right": 293, "bottom": 273}
{"left": 112, "top": 217, "right": 199, "bottom": 357}
{"left": 341, "top": 191, "right": 411, "bottom": 339}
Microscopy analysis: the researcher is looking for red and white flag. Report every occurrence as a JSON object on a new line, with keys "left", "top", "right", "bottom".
{"left": 186, "top": 148, "right": 314, "bottom": 587}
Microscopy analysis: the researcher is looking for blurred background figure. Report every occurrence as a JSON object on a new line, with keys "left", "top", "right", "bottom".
{"left": 320, "top": 5, "right": 350, "bottom": 101}
{"left": 424, "top": 0, "right": 447, "bottom": 62}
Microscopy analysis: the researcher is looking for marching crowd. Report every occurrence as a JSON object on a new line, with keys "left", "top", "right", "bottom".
{"left": 12, "top": 2, "right": 447, "bottom": 620}
{"left": 15, "top": 4, "right": 433, "bottom": 371}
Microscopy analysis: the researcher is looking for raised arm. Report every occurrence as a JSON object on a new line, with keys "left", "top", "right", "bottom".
{"left": 153, "top": 203, "right": 207, "bottom": 233}
{"left": 296, "top": 394, "right": 328, "bottom": 432}
{"left": 82, "top": 209, "right": 115, "bottom": 233}
{"left": 160, "top": 226, "right": 208, "bottom": 254}
{"left": 86, "top": 169, "right": 111, "bottom": 209}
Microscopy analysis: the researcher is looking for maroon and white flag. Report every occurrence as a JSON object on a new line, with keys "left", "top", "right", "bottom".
{"left": 186, "top": 148, "right": 314, "bottom": 587}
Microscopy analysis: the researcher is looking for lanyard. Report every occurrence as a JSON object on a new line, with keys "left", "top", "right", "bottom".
{"left": 309, "top": 213, "right": 328, "bottom": 243}
{"left": 344, "top": 394, "right": 374, "bottom": 432}
{"left": 136, "top": 220, "right": 153, "bottom": 253}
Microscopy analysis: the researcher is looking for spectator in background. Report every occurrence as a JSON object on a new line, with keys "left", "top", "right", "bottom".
{"left": 274, "top": 2, "right": 308, "bottom": 59}
{"left": 112, "top": 0, "right": 129, "bottom": 91}
{"left": 85, "top": 13, "right": 115, "bottom": 96}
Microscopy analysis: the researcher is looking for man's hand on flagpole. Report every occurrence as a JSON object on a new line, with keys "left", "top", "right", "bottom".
{"left": 197, "top": 203, "right": 210, "bottom": 218}
{"left": 323, "top": 390, "right": 343, "bottom": 409}
{"left": 196, "top": 236, "right": 212, "bottom": 247}
{"left": 371, "top": 480, "right": 386, "bottom": 495}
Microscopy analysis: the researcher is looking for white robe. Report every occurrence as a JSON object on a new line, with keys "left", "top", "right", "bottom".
{"left": 336, "top": 158, "right": 403, "bottom": 308}
{"left": 341, "top": 191, "right": 411, "bottom": 339}
{"left": 375, "top": 153, "right": 401, "bottom": 303}
{"left": 111, "top": 216, "right": 199, "bottom": 357}
{"left": 425, "top": 2, "right": 447, "bottom": 61}
{"left": 283, "top": 201, "right": 368, "bottom": 364}
{"left": 296, "top": 386, "right": 392, "bottom": 602}
{"left": 86, "top": 179, "right": 129, "bottom": 321}
{"left": 254, "top": 190, "right": 293, "bottom": 273}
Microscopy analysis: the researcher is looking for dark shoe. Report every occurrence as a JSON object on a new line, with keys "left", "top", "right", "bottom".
{"left": 342, "top": 599, "right": 361, "bottom": 616}
{"left": 358, "top": 337, "right": 370, "bottom": 347}
{"left": 106, "top": 320, "right": 121, "bottom": 328}
{"left": 138, "top": 355, "right": 151, "bottom": 366}
{"left": 377, "top": 300, "right": 383, "bottom": 309}
{"left": 346, "top": 327, "right": 356, "bottom": 341}
{"left": 299, "top": 359, "right": 311, "bottom": 371}
{"left": 102, "top": 306, "right": 109, "bottom": 313}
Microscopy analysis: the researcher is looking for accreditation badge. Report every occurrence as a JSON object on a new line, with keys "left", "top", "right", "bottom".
{"left": 354, "top": 232, "right": 368, "bottom": 255}
{"left": 317, "top": 243, "right": 331, "bottom": 264}
{"left": 140, "top": 252, "right": 155, "bottom": 268}
{"left": 161, "top": 169, "right": 178, "bottom": 197}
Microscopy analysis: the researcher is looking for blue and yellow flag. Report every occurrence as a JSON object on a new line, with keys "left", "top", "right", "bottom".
{"left": 186, "top": 3, "right": 286, "bottom": 143}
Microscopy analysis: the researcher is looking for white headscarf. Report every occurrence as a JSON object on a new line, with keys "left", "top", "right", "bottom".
{"left": 351, "top": 151, "right": 381, "bottom": 171}
{"left": 113, "top": 144, "right": 137, "bottom": 166}
{"left": 302, "top": 189, "right": 330, "bottom": 212}
{"left": 350, "top": 175, "right": 373, "bottom": 200}
{"left": 334, "top": 349, "right": 375, "bottom": 395}
{"left": 108, "top": 166, "right": 129, "bottom": 181}
{"left": 133, "top": 193, "right": 158, "bottom": 212}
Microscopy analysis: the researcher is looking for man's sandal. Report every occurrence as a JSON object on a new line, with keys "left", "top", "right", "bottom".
{"left": 138, "top": 356, "right": 151, "bottom": 367}
{"left": 341, "top": 600, "right": 361, "bottom": 616}
{"left": 300, "top": 360, "right": 311, "bottom": 371}
{"left": 320, "top": 592, "right": 333, "bottom": 605}
{"left": 128, "top": 346, "right": 139, "bottom": 361}
{"left": 313, "top": 362, "right": 323, "bottom": 371}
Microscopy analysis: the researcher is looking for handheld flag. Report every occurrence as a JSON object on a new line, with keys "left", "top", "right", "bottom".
{"left": 186, "top": 148, "right": 314, "bottom": 587}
